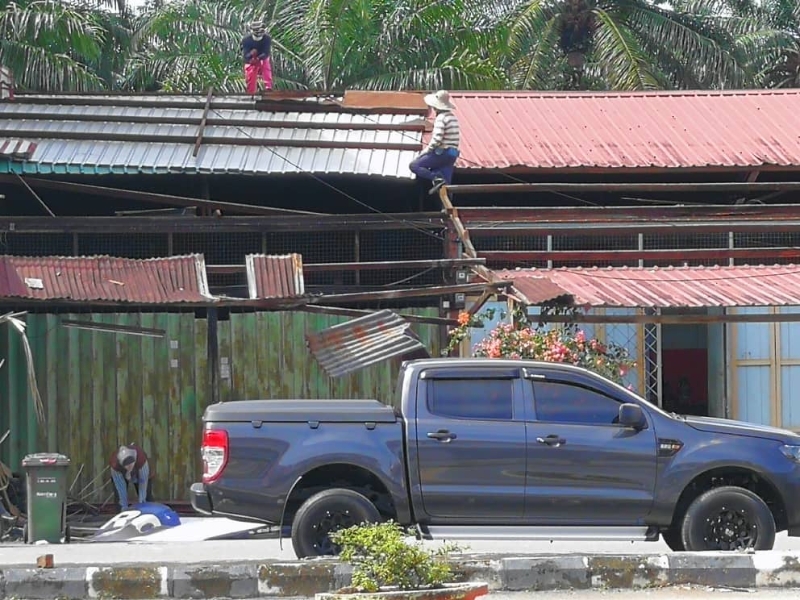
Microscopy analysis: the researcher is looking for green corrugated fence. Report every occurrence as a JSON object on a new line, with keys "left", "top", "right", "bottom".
{"left": 0, "top": 310, "right": 441, "bottom": 503}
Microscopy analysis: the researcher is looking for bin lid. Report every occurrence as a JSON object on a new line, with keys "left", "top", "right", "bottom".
{"left": 21, "top": 452, "right": 71, "bottom": 467}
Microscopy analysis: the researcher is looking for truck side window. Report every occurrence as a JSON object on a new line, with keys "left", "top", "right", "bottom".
{"left": 532, "top": 381, "right": 621, "bottom": 425}
{"left": 428, "top": 379, "right": 513, "bottom": 420}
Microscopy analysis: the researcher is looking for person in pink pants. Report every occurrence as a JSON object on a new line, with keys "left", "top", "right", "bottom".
{"left": 241, "top": 21, "right": 272, "bottom": 94}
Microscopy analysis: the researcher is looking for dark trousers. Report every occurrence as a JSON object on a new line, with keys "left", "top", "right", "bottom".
{"left": 409, "top": 149, "right": 458, "bottom": 184}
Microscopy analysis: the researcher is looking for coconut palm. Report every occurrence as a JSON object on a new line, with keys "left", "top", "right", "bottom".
{"left": 506, "top": 0, "right": 750, "bottom": 90}
{"left": 0, "top": 0, "right": 113, "bottom": 91}
{"left": 287, "top": 0, "right": 508, "bottom": 91}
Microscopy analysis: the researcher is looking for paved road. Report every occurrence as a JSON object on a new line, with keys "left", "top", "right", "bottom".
{"left": 2, "top": 532, "right": 800, "bottom": 566}
{"left": 488, "top": 590, "right": 800, "bottom": 600}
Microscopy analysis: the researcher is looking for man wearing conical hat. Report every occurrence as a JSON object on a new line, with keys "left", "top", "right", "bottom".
{"left": 241, "top": 20, "right": 273, "bottom": 94}
{"left": 409, "top": 90, "right": 461, "bottom": 195}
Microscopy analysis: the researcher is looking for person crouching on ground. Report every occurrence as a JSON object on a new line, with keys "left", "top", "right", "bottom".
{"left": 110, "top": 443, "right": 154, "bottom": 513}
{"left": 409, "top": 90, "right": 461, "bottom": 195}
{"left": 242, "top": 20, "right": 273, "bottom": 94}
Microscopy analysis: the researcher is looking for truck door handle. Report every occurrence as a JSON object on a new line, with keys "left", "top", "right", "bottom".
{"left": 427, "top": 430, "right": 457, "bottom": 442}
{"left": 536, "top": 435, "right": 566, "bottom": 447}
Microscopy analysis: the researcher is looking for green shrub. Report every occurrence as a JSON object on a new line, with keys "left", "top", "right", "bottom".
{"left": 330, "top": 521, "right": 459, "bottom": 593}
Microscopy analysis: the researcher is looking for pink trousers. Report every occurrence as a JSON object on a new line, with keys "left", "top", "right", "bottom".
{"left": 245, "top": 58, "right": 273, "bottom": 94}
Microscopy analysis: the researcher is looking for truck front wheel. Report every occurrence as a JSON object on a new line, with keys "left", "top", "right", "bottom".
{"left": 680, "top": 486, "right": 776, "bottom": 551}
{"left": 291, "top": 488, "right": 381, "bottom": 558}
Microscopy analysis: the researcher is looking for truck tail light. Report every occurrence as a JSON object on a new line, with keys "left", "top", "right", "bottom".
{"left": 202, "top": 429, "right": 229, "bottom": 483}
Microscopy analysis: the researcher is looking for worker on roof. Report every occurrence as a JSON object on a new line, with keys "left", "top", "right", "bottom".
{"left": 409, "top": 90, "right": 460, "bottom": 196}
{"left": 242, "top": 20, "right": 273, "bottom": 94}
{"left": 109, "top": 443, "right": 154, "bottom": 513}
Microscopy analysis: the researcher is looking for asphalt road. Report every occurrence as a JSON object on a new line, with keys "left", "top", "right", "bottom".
{"left": 2, "top": 532, "right": 800, "bottom": 567}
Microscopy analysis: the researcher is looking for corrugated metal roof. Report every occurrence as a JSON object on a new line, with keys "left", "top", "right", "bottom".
{"left": 306, "top": 309, "right": 430, "bottom": 377}
{"left": 0, "top": 66, "right": 12, "bottom": 101}
{"left": 0, "top": 254, "right": 213, "bottom": 304}
{"left": 0, "top": 138, "right": 36, "bottom": 159}
{"left": 0, "top": 95, "right": 425, "bottom": 177}
{"left": 498, "top": 265, "right": 800, "bottom": 308}
{"left": 447, "top": 90, "right": 800, "bottom": 170}
{"left": 245, "top": 253, "right": 305, "bottom": 299}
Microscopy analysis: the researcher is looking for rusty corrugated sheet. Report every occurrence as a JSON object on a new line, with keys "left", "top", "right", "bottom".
{"left": 447, "top": 90, "right": 800, "bottom": 170}
{"left": 0, "top": 254, "right": 213, "bottom": 304}
{"left": 245, "top": 253, "right": 305, "bottom": 299}
{"left": 307, "top": 309, "right": 430, "bottom": 377}
{"left": 498, "top": 265, "right": 800, "bottom": 308}
{"left": 0, "top": 138, "right": 36, "bottom": 159}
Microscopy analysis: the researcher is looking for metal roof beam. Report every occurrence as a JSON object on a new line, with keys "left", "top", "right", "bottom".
{"left": 0, "top": 175, "right": 325, "bottom": 216}
{"left": 448, "top": 182, "right": 800, "bottom": 194}
{"left": 0, "top": 128, "right": 421, "bottom": 151}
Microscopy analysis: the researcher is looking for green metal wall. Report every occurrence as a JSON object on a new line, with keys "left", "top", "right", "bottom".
{"left": 0, "top": 310, "right": 440, "bottom": 503}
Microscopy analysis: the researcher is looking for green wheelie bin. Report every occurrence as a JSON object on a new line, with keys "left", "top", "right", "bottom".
{"left": 22, "top": 453, "right": 71, "bottom": 544}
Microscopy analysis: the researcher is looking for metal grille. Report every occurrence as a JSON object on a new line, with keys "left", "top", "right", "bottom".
{"left": 553, "top": 235, "right": 638, "bottom": 251}
{"left": 734, "top": 232, "right": 800, "bottom": 248}
{"left": 358, "top": 229, "right": 443, "bottom": 287}
{"left": 476, "top": 235, "right": 548, "bottom": 251}
{"left": 552, "top": 259, "right": 638, "bottom": 268}
{"left": 78, "top": 233, "right": 169, "bottom": 258}
{"left": 644, "top": 309, "right": 661, "bottom": 406}
{"left": 1, "top": 232, "right": 73, "bottom": 256}
{"left": 643, "top": 233, "right": 728, "bottom": 249}
{"left": 265, "top": 230, "right": 353, "bottom": 287}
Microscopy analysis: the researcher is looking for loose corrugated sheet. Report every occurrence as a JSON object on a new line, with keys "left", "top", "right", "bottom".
{"left": 0, "top": 254, "right": 214, "bottom": 304}
{"left": 307, "top": 309, "right": 429, "bottom": 377}
{"left": 245, "top": 253, "right": 305, "bottom": 299}
{"left": 447, "top": 90, "right": 800, "bottom": 170}
{"left": 0, "top": 96, "right": 425, "bottom": 177}
{"left": 498, "top": 265, "right": 800, "bottom": 308}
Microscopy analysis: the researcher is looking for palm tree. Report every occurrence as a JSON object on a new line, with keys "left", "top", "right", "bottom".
{"left": 506, "top": 0, "right": 750, "bottom": 90}
{"left": 286, "top": 0, "right": 508, "bottom": 91}
{"left": 0, "top": 0, "right": 114, "bottom": 91}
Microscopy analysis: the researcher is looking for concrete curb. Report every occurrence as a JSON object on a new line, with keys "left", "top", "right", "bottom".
{"left": 1, "top": 553, "right": 799, "bottom": 599}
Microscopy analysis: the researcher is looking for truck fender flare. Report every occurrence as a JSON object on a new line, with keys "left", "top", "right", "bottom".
{"left": 278, "top": 474, "right": 304, "bottom": 551}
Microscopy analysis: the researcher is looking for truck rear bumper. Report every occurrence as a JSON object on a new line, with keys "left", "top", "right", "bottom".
{"left": 190, "top": 482, "right": 213, "bottom": 515}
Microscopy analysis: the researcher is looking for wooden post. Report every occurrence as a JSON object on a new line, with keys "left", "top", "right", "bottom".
{"left": 207, "top": 308, "right": 220, "bottom": 404}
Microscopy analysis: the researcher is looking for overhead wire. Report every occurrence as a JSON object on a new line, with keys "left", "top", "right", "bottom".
{"left": 208, "top": 107, "right": 445, "bottom": 241}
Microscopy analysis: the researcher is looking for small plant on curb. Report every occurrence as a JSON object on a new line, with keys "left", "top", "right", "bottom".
{"left": 330, "top": 521, "right": 460, "bottom": 593}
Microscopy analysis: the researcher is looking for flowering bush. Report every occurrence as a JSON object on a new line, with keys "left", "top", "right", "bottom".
{"left": 445, "top": 309, "right": 636, "bottom": 385}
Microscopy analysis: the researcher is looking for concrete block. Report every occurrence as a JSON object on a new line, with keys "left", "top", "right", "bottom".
{"left": 588, "top": 555, "right": 669, "bottom": 589}
{"left": 87, "top": 566, "right": 169, "bottom": 599}
{"left": 450, "top": 557, "right": 503, "bottom": 590}
{"left": 500, "top": 556, "right": 590, "bottom": 591}
{"left": 258, "top": 560, "right": 338, "bottom": 598}
{"left": 668, "top": 552, "right": 756, "bottom": 588}
{"left": 753, "top": 552, "right": 800, "bottom": 587}
{"left": 172, "top": 564, "right": 258, "bottom": 599}
{"left": 3, "top": 567, "right": 86, "bottom": 600}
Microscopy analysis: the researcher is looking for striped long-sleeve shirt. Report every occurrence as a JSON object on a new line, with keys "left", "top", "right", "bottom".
{"left": 426, "top": 111, "right": 460, "bottom": 153}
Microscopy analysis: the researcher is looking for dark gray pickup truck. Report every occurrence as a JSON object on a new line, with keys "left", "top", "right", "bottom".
{"left": 190, "top": 358, "right": 800, "bottom": 557}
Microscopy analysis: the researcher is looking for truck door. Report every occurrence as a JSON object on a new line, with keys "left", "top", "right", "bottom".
{"left": 414, "top": 368, "right": 526, "bottom": 521}
{"left": 523, "top": 373, "right": 658, "bottom": 524}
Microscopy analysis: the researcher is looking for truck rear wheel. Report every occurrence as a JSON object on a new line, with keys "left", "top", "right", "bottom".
{"left": 680, "top": 486, "right": 775, "bottom": 551}
{"left": 291, "top": 488, "right": 380, "bottom": 558}
{"left": 661, "top": 528, "right": 685, "bottom": 552}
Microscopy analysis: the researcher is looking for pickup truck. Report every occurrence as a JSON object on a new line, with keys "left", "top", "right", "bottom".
{"left": 190, "top": 358, "right": 800, "bottom": 557}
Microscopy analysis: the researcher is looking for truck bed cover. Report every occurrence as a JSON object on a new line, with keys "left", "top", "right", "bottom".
{"left": 204, "top": 399, "right": 398, "bottom": 423}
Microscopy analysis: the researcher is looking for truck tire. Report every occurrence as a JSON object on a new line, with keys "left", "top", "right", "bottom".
{"left": 661, "top": 528, "right": 685, "bottom": 552}
{"left": 291, "top": 488, "right": 381, "bottom": 558}
{"left": 680, "top": 486, "right": 775, "bottom": 551}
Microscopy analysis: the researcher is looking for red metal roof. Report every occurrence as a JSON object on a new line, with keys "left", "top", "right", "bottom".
{"left": 498, "top": 265, "right": 800, "bottom": 308}
{"left": 0, "top": 254, "right": 212, "bottom": 304}
{"left": 447, "top": 90, "right": 800, "bottom": 171}
{"left": 245, "top": 253, "right": 305, "bottom": 299}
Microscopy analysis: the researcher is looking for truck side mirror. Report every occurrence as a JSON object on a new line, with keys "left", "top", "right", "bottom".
{"left": 618, "top": 403, "right": 646, "bottom": 430}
